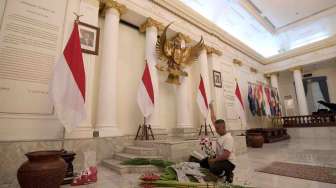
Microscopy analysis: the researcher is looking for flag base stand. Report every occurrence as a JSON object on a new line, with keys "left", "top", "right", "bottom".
{"left": 61, "top": 150, "right": 76, "bottom": 185}
{"left": 198, "top": 119, "right": 215, "bottom": 136}
{"left": 60, "top": 128, "right": 76, "bottom": 185}
{"left": 135, "top": 118, "right": 155, "bottom": 140}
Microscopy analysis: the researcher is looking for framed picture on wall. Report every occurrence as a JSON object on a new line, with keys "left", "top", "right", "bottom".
{"left": 78, "top": 21, "right": 100, "bottom": 55}
{"left": 213, "top": 70, "right": 222, "bottom": 88}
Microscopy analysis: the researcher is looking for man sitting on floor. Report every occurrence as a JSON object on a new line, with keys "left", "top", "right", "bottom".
{"left": 200, "top": 102, "right": 236, "bottom": 183}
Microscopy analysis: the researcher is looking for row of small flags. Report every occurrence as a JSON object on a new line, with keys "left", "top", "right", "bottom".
{"left": 248, "top": 83, "right": 282, "bottom": 117}
{"left": 48, "top": 20, "right": 251, "bottom": 132}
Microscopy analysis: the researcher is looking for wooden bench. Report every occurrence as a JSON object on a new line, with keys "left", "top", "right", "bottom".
{"left": 246, "top": 128, "right": 290, "bottom": 144}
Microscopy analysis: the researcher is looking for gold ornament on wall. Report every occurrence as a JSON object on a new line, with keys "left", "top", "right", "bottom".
{"left": 155, "top": 23, "right": 204, "bottom": 85}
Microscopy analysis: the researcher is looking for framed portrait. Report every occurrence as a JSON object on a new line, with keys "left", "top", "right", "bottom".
{"left": 213, "top": 70, "right": 222, "bottom": 88}
{"left": 78, "top": 21, "right": 100, "bottom": 55}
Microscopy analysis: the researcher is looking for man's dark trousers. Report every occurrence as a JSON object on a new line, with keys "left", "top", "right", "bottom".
{"left": 200, "top": 157, "right": 235, "bottom": 176}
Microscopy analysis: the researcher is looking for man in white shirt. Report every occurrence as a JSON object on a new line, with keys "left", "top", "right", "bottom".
{"left": 200, "top": 102, "right": 235, "bottom": 183}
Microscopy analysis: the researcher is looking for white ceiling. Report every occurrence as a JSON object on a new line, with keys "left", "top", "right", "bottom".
{"left": 180, "top": 0, "right": 336, "bottom": 58}
{"left": 249, "top": 0, "right": 336, "bottom": 29}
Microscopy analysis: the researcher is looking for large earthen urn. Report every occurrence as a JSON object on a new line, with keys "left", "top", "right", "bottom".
{"left": 247, "top": 133, "right": 264, "bottom": 148}
{"left": 17, "top": 150, "right": 67, "bottom": 188}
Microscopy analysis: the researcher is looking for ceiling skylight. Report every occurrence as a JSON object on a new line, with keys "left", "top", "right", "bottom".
{"left": 179, "top": 0, "right": 334, "bottom": 58}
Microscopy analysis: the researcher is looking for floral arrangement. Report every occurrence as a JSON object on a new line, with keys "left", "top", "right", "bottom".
{"left": 200, "top": 137, "right": 216, "bottom": 158}
{"left": 141, "top": 172, "right": 160, "bottom": 181}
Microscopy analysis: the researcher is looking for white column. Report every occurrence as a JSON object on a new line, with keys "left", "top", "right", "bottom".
{"left": 207, "top": 53, "right": 216, "bottom": 107}
{"left": 270, "top": 73, "right": 282, "bottom": 101}
{"left": 176, "top": 37, "right": 193, "bottom": 128}
{"left": 96, "top": 3, "right": 126, "bottom": 137}
{"left": 270, "top": 74, "right": 279, "bottom": 90}
{"left": 207, "top": 48, "right": 223, "bottom": 121}
{"left": 293, "top": 68, "right": 309, "bottom": 115}
{"left": 176, "top": 70, "right": 193, "bottom": 128}
{"left": 140, "top": 18, "right": 162, "bottom": 128}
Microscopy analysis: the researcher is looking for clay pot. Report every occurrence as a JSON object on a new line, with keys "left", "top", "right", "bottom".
{"left": 17, "top": 150, "right": 67, "bottom": 188}
{"left": 248, "top": 133, "right": 264, "bottom": 148}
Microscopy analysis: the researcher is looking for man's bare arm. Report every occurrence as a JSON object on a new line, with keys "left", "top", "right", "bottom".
{"left": 209, "top": 101, "right": 216, "bottom": 125}
{"left": 208, "top": 149, "right": 231, "bottom": 163}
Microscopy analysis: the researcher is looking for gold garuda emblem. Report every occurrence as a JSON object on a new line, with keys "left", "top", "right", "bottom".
{"left": 155, "top": 23, "right": 204, "bottom": 85}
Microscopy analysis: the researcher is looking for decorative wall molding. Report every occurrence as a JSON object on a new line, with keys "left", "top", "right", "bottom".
{"left": 205, "top": 45, "right": 222, "bottom": 56}
{"left": 289, "top": 66, "right": 303, "bottom": 72}
{"left": 139, "top": 17, "right": 164, "bottom": 32}
{"left": 264, "top": 72, "right": 279, "bottom": 78}
{"left": 263, "top": 43, "right": 336, "bottom": 74}
{"left": 250, "top": 67, "right": 258, "bottom": 73}
{"left": 267, "top": 35, "right": 336, "bottom": 64}
{"left": 100, "top": 0, "right": 127, "bottom": 16}
{"left": 233, "top": 58, "right": 243, "bottom": 66}
{"left": 83, "top": 0, "right": 100, "bottom": 7}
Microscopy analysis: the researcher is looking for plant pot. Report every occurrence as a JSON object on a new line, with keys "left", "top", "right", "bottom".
{"left": 247, "top": 133, "right": 264, "bottom": 148}
{"left": 17, "top": 150, "right": 67, "bottom": 188}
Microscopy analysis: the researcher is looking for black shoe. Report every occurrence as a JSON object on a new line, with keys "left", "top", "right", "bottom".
{"left": 226, "top": 172, "right": 234, "bottom": 183}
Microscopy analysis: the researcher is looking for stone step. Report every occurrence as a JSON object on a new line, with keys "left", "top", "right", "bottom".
{"left": 102, "top": 159, "right": 160, "bottom": 174}
{"left": 114, "top": 152, "right": 162, "bottom": 161}
{"left": 172, "top": 133, "right": 199, "bottom": 140}
{"left": 124, "top": 146, "right": 157, "bottom": 156}
{"left": 134, "top": 140, "right": 157, "bottom": 148}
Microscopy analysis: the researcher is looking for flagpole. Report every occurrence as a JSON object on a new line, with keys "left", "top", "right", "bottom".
{"left": 239, "top": 117, "right": 243, "bottom": 130}
{"left": 73, "top": 12, "right": 83, "bottom": 23}
{"left": 204, "top": 118, "right": 207, "bottom": 136}
{"left": 61, "top": 127, "right": 65, "bottom": 150}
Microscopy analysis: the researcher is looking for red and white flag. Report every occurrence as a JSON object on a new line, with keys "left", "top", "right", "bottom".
{"left": 49, "top": 22, "right": 86, "bottom": 132}
{"left": 263, "top": 86, "right": 271, "bottom": 116}
{"left": 197, "top": 75, "right": 209, "bottom": 118}
{"left": 234, "top": 81, "right": 246, "bottom": 127}
{"left": 137, "top": 61, "right": 154, "bottom": 118}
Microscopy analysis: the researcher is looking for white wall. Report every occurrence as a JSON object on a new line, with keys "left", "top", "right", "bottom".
{"left": 278, "top": 71, "right": 300, "bottom": 116}
{"left": 115, "top": 23, "right": 146, "bottom": 135}
{"left": 109, "top": 23, "right": 202, "bottom": 135}
{"left": 278, "top": 63, "right": 336, "bottom": 116}
{"left": 209, "top": 49, "right": 271, "bottom": 130}
{"left": 0, "top": 0, "right": 273, "bottom": 141}
{"left": 0, "top": 0, "right": 82, "bottom": 141}
{"left": 309, "top": 65, "right": 336, "bottom": 103}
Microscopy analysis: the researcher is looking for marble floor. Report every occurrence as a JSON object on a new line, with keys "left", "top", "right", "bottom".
{"left": 62, "top": 138, "right": 336, "bottom": 188}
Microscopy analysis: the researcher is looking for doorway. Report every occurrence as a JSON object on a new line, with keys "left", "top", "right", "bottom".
{"left": 303, "top": 76, "right": 330, "bottom": 114}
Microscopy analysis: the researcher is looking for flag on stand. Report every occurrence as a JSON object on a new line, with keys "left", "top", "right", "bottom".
{"left": 234, "top": 81, "right": 246, "bottom": 127}
{"left": 49, "top": 21, "right": 86, "bottom": 132}
{"left": 270, "top": 89, "right": 276, "bottom": 116}
{"left": 264, "top": 87, "right": 272, "bottom": 116}
{"left": 257, "top": 84, "right": 265, "bottom": 116}
{"left": 254, "top": 85, "right": 261, "bottom": 116}
{"left": 274, "top": 89, "right": 282, "bottom": 116}
{"left": 137, "top": 61, "right": 154, "bottom": 118}
{"left": 248, "top": 84, "right": 256, "bottom": 116}
{"left": 263, "top": 86, "right": 271, "bottom": 117}
{"left": 197, "top": 75, "right": 209, "bottom": 118}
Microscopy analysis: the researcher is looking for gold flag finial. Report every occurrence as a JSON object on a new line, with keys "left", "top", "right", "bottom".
{"left": 73, "top": 12, "right": 83, "bottom": 23}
